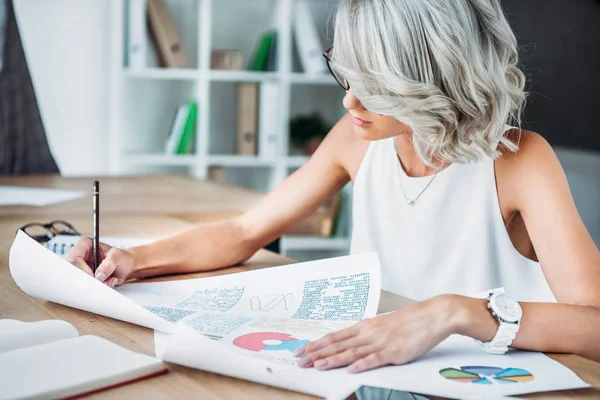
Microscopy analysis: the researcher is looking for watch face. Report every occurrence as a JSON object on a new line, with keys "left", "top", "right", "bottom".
{"left": 492, "top": 294, "right": 522, "bottom": 322}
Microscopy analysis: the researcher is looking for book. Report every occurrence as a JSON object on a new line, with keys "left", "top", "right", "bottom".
{"left": 248, "top": 30, "right": 275, "bottom": 72}
{"left": 0, "top": 319, "right": 166, "bottom": 399}
{"left": 176, "top": 101, "right": 197, "bottom": 155}
{"left": 258, "top": 82, "right": 279, "bottom": 160}
{"left": 293, "top": 1, "right": 326, "bottom": 74}
{"left": 147, "top": 0, "right": 188, "bottom": 68}
{"left": 127, "top": 0, "right": 147, "bottom": 70}
{"left": 211, "top": 49, "right": 244, "bottom": 70}
{"left": 164, "top": 103, "right": 189, "bottom": 154}
{"left": 236, "top": 83, "right": 259, "bottom": 155}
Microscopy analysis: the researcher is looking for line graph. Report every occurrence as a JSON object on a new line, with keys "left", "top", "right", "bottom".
{"left": 250, "top": 293, "right": 294, "bottom": 311}
{"left": 177, "top": 287, "right": 245, "bottom": 312}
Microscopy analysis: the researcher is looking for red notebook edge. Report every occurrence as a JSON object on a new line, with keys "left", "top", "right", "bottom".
{"left": 63, "top": 367, "right": 169, "bottom": 399}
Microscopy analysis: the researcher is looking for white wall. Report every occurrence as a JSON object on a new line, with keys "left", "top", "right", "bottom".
{"left": 14, "top": 0, "right": 110, "bottom": 176}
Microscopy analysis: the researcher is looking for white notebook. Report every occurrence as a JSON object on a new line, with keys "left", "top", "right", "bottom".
{"left": 0, "top": 320, "right": 166, "bottom": 400}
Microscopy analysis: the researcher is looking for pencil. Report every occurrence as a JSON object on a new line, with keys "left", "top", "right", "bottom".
{"left": 93, "top": 180, "right": 100, "bottom": 273}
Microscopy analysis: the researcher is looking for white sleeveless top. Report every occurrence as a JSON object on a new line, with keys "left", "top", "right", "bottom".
{"left": 349, "top": 135, "right": 557, "bottom": 303}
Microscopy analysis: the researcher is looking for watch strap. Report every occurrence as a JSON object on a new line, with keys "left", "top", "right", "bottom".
{"left": 476, "top": 321, "right": 519, "bottom": 354}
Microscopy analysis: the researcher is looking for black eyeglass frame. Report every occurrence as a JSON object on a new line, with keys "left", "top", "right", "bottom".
{"left": 18, "top": 220, "right": 81, "bottom": 243}
{"left": 323, "top": 46, "right": 350, "bottom": 91}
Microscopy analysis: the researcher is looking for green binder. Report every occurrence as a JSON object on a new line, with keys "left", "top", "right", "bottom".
{"left": 249, "top": 30, "right": 275, "bottom": 71}
{"left": 176, "top": 101, "right": 197, "bottom": 155}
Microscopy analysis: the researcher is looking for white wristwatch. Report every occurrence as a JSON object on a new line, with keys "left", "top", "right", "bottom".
{"left": 475, "top": 291, "right": 522, "bottom": 354}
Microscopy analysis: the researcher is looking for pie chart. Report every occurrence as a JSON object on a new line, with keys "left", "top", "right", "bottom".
{"left": 233, "top": 332, "right": 309, "bottom": 352}
{"left": 439, "top": 366, "right": 534, "bottom": 384}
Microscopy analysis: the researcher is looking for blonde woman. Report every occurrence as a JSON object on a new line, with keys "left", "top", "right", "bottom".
{"left": 70, "top": 0, "right": 600, "bottom": 374}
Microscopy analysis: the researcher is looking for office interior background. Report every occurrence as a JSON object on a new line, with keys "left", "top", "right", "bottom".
{"left": 6, "top": 0, "right": 600, "bottom": 261}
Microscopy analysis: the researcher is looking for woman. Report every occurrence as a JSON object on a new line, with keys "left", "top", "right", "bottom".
{"left": 69, "top": 0, "right": 600, "bottom": 375}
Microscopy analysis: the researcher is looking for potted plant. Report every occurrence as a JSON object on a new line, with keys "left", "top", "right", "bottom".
{"left": 289, "top": 113, "right": 332, "bottom": 156}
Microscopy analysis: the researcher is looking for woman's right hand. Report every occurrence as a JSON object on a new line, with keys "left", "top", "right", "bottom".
{"left": 67, "top": 237, "right": 136, "bottom": 287}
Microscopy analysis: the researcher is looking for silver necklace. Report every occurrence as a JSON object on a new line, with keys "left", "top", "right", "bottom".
{"left": 394, "top": 137, "right": 441, "bottom": 206}
{"left": 398, "top": 168, "right": 440, "bottom": 206}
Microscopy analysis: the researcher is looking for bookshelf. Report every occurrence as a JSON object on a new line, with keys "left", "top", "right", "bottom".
{"left": 107, "top": 0, "right": 351, "bottom": 256}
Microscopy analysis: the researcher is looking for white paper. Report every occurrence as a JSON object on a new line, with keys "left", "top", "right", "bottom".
{"left": 10, "top": 229, "right": 382, "bottom": 363}
{"left": 9, "top": 231, "right": 173, "bottom": 333}
{"left": 136, "top": 252, "right": 382, "bottom": 398}
{"left": 0, "top": 186, "right": 85, "bottom": 206}
{"left": 161, "top": 323, "right": 361, "bottom": 399}
{"left": 354, "top": 334, "right": 589, "bottom": 400}
{"left": 120, "top": 251, "right": 381, "bottom": 369}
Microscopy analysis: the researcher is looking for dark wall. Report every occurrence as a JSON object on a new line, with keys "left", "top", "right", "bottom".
{"left": 501, "top": 0, "right": 600, "bottom": 152}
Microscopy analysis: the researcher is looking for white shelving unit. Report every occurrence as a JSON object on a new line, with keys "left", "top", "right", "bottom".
{"left": 107, "top": 0, "right": 351, "bottom": 257}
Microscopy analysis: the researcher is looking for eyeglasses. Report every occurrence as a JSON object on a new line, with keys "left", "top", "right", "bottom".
{"left": 19, "top": 220, "right": 81, "bottom": 243}
{"left": 323, "top": 46, "right": 350, "bottom": 91}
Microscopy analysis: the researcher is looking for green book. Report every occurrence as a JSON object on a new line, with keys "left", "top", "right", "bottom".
{"left": 249, "top": 30, "right": 274, "bottom": 71}
{"left": 176, "top": 101, "right": 197, "bottom": 155}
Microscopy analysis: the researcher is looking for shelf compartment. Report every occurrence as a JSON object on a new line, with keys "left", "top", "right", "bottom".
{"left": 121, "top": 80, "right": 198, "bottom": 155}
{"left": 211, "top": 0, "right": 280, "bottom": 73}
{"left": 290, "top": 0, "right": 336, "bottom": 73}
{"left": 125, "top": 0, "right": 200, "bottom": 69}
{"left": 289, "top": 85, "right": 345, "bottom": 156}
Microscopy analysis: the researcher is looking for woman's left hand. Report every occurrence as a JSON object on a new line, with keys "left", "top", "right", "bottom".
{"left": 294, "top": 294, "right": 470, "bottom": 373}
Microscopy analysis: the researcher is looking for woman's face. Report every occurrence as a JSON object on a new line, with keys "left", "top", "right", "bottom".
{"left": 343, "top": 90, "right": 411, "bottom": 140}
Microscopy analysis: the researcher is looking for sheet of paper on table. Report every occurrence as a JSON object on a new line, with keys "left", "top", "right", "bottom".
{"left": 8, "top": 230, "right": 590, "bottom": 399}
{"left": 9, "top": 230, "right": 382, "bottom": 397}
{"left": 0, "top": 185, "right": 85, "bottom": 206}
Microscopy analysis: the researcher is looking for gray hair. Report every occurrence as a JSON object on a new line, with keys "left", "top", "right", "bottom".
{"left": 331, "top": 0, "right": 527, "bottom": 165}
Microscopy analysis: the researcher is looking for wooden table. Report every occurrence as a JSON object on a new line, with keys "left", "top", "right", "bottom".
{"left": 1, "top": 175, "right": 599, "bottom": 399}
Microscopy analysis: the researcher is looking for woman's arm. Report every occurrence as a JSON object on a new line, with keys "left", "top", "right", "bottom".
{"left": 458, "top": 131, "right": 600, "bottom": 360}
{"left": 296, "top": 131, "right": 600, "bottom": 373}
{"left": 456, "top": 297, "right": 600, "bottom": 361}
{"left": 128, "top": 114, "right": 355, "bottom": 279}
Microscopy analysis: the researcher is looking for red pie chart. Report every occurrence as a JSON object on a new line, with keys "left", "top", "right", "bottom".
{"left": 233, "top": 332, "right": 308, "bottom": 352}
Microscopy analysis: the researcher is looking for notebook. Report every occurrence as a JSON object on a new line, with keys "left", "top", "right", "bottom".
{"left": 0, "top": 319, "right": 167, "bottom": 399}
{"left": 44, "top": 235, "right": 153, "bottom": 258}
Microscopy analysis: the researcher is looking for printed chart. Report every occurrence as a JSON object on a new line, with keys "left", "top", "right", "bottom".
{"left": 439, "top": 366, "right": 535, "bottom": 384}
{"left": 233, "top": 332, "right": 309, "bottom": 352}
{"left": 249, "top": 294, "right": 293, "bottom": 311}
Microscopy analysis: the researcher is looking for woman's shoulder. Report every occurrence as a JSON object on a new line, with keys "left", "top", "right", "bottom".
{"left": 495, "top": 128, "right": 567, "bottom": 211}
{"left": 323, "top": 113, "right": 371, "bottom": 180}
{"left": 496, "top": 129, "right": 558, "bottom": 173}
